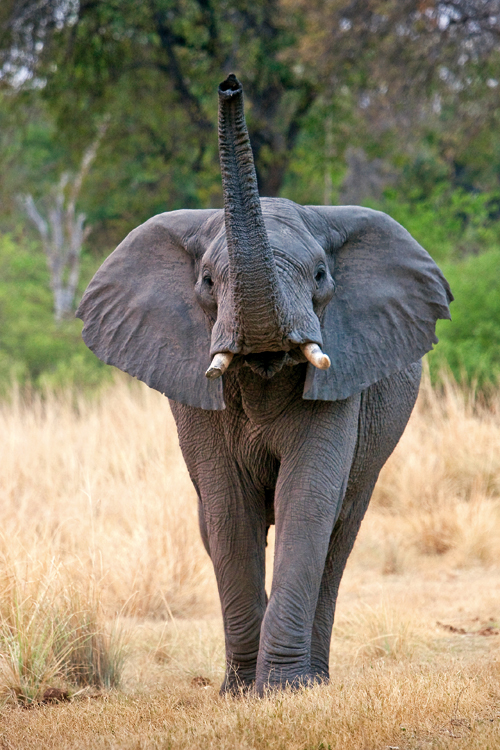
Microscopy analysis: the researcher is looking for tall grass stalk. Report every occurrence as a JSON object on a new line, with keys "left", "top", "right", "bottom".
{"left": 0, "top": 564, "right": 124, "bottom": 705}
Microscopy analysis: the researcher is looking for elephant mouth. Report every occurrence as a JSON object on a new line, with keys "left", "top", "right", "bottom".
{"left": 244, "top": 349, "right": 303, "bottom": 379}
{"left": 244, "top": 351, "right": 288, "bottom": 378}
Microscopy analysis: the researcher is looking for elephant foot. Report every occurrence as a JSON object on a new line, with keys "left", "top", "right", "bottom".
{"left": 309, "top": 665, "right": 330, "bottom": 683}
{"left": 220, "top": 669, "right": 256, "bottom": 697}
{"left": 255, "top": 671, "right": 328, "bottom": 696}
{"left": 219, "top": 677, "right": 255, "bottom": 698}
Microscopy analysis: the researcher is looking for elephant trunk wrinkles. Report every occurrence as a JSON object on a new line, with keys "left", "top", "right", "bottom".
{"left": 218, "top": 74, "right": 288, "bottom": 354}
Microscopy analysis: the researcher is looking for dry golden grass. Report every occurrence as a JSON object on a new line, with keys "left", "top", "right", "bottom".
{"left": 0, "top": 379, "right": 216, "bottom": 620}
{"left": 361, "top": 374, "right": 500, "bottom": 571}
{"left": 0, "top": 373, "right": 499, "bottom": 747}
{"left": 0, "top": 565, "right": 124, "bottom": 706}
{"left": 1, "top": 641, "right": 499, "bottom": 749}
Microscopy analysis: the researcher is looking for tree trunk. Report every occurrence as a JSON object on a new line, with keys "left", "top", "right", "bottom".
{"left": 20, "top": 120, "right": 107, "bottom": 322}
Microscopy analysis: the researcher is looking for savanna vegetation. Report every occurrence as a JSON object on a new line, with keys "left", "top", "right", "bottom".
{"left": 0, "top": 376, "right": 499, "bottom": 747}
{"left": 0, "top": 1, "right": 500, "bottom": 747}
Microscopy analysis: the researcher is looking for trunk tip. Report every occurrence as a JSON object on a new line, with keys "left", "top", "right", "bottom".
{"left": 219, "top": 74, "right": 242, "bottom": 99}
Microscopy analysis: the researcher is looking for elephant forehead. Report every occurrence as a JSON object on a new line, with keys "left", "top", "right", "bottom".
{"left": 261, "top": 206, "right": 325, "bottom": 261}
{"left": 203, "top": 229, "right": 229, "bottom": 268}
{"left": 268, "top": 226, "right": 325, "bottom": 267}
{"left": 202, "top": 221, "right": 324, "bottom": 271}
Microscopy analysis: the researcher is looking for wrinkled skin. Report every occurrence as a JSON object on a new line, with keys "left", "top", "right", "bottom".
{"left": 77, "top": 76, "right": 452, "bottom": 695}
{"left": 167, "top": 208, "right": 424, "bottom": 692}
{"left": 170, "top": 354, "right": 421, "bottom": 693}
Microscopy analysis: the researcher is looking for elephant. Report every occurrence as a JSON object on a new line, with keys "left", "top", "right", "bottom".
{"left": 76, "top": 74, "right": 452, "bottom": 695}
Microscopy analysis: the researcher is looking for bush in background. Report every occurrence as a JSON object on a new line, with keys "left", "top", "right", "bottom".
{"left": 1, "top": 195, "right": 499, "bottom": 393}
{"left": 369, "top": 185, "right": 500, "bottom": 388}
{"left": 428, "top": 248, "right": 500, "bottom": 387}
{"left": 0, "top": 233, "right": 111, "bottom": 394}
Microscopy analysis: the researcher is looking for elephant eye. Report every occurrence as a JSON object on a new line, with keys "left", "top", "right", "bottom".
{"left": 203, "top": 272, "right": 214, "bottom": 288}
{"left": 314, "top": 267, "right": 326, "bottom": 284}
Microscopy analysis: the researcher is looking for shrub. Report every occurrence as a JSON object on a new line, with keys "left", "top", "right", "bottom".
{"left": 0, "top": 233, "right": 110, "bottom": 393}
{"left": 427, "top": 248, "right": 500, "bottom": 387}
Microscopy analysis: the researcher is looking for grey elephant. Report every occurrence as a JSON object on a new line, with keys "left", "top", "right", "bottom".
{"left": 77, "top": 75, "right": 452, "bottom": 694}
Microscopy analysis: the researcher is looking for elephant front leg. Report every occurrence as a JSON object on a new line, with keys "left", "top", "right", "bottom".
{"left": 201, "top": 477, "right": 268, "bottom": 694}
{"left": 310, "top": 364, "right": 422, "bottom": 680}
{"left": 256, "top": 396, "right": 360, "bottom": 693}
{"left": 169, "top": 403, "right": 268, "bottom": 694}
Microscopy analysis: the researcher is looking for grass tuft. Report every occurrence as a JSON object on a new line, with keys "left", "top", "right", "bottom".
{"left": 333, "top": 603, "right": 427, "bottom": 662}
{"left": 0, "top": 565, "right": 125, "bottom": 706}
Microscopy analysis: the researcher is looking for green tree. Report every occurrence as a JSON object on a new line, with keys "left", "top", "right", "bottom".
{"left": 429, "top": 249, "right": 500, "bottom": 386}
{"left": 0, "top": 232, "right": 108, "bottom": 390}
{"left": 1, "top": 0, "right": 317, "bottom": 201}
{"left": 1, "top": 0, "right": 500, "bottom": 392}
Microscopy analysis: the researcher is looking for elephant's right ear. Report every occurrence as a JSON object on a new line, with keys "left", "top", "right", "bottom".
{"left": 76, "top": 209, "right": 226, "bottom": 410}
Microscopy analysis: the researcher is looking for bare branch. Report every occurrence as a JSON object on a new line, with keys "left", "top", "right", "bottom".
{"left": 66, "top": 115, "right": 109, "bottom": 230}
{"left": 20, "top": 194, "right": 48, "bottom": 244}
{"left": 20, "top": 125, "right": 105, "bottom": 322}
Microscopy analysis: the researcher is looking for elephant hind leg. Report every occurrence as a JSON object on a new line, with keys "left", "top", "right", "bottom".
{"left": 310, "top": 362, "right": 422, "bottom": 680}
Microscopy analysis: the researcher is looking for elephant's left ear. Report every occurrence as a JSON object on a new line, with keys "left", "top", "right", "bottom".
{"left": 300, "top": 206, "right": 453, "bottom": 402}
{"left": 76, "top": 209, "right": 226, "bottom": 410}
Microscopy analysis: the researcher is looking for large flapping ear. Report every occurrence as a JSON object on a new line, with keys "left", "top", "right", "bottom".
{"left": 76, "top": 209, "right": 226, "bottom": 410}
{"left": 299, "top": 206, "right": 453, "bottom": 402}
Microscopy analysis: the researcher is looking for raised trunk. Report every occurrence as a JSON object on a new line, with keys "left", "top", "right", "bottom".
{"left": 218, "top": 74, "right": 287, "bottom": 354}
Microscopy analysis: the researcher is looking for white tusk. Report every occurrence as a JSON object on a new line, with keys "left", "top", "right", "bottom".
{"left": 205, "top": 352, "right": 234, "bottom": 379}
{"left": 300, "top": 343, "right": 331, "bottom": 370}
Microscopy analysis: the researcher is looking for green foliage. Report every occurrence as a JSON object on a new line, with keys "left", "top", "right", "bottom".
{"left": 281, "top": 94, "right": 357, "bottom": 206}
{"left": 25, "top": 0, "right": 315, "bottom": 220}
{"left": 0, "top": 92, "right": 65, "bottom": 224}
{"left": 427, "top": 249, "right": 500, "bottom": 387}
{"left": 0, "top": 3, "right": 500, "bottom": 392}
{"left": 1, "top": 205, "right": 499, "bottom": 394}
{"left": 0, "top": 233, "right": 111, "bottom": 393}
{"left": 362, "top": 186, "right": 500, "bottom": 388}
{"left": 375, "top": 187, "right": 500, "bottom": 264}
